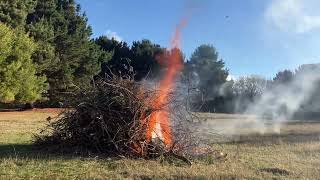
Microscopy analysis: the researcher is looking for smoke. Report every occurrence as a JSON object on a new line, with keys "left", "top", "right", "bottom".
{"left": 192, "top": 64, "right": 320, "bottom": 140}
{"left": 242, "top": 64, "right": 320, "bottom": 134}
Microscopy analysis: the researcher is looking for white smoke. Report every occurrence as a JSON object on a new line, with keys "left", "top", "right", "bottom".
{"left": 197, "top": 64, "right": 320, "bottom": 139}
{"left": 244, "top": 64, "right": 320, "bottom": 133}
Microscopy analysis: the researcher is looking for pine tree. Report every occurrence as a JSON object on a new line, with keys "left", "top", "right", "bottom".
{"left": 185, "top": 44, "right": 229, "bottom": 100}
{"left": 130, "top": 39, "right": 164, "bottom": 80}
{"left": 95, "top": 36, "right": 133, "bottom": 78}
{"left": 0, "top": 0, "right": 36, "bottom": 28}
{"left": 95, "top": 37, "right": 164, "bottom": 81}
{"left": 26, "top": 0, "right": 109, "bottom": 103}
{"left": 0, "top": 23, "right": 47, "bottom": 103}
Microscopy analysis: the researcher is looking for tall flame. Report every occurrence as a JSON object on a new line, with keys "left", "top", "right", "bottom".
{"left": 146, "top": 19, "right": 187, "bottom": 147}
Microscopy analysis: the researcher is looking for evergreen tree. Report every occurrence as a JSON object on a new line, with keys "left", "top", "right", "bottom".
{"left": 273, "top": 69, "right": 294, "bottom": 85}
{"left": 130, "top": 39, "right": 164, "bottom": 80}
{"left": 95, "top": 36, "right": 132, "bottom": 78}
{"left": 0, "top": 23, "right": 47, "bottom": 103}
{"left": 0, "top": 0, "right": 109, "bottom": 104}
{"left": 26, "top": 0, "right": 109, "bottom": 103}
{"left": 26, "top": 20, "right": 56, "bottom": 74}
{"left": 95, "top": 37, "right": 164, "bottom": 80}
{"left": 185, "top": 44, "right": 229, "bottom": 100}
{"left": 0, "top": 0, "right": 36, "bottom": 28}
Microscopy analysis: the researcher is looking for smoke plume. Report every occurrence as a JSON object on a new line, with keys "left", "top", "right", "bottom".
{"left": 245, "top": 64, "right": 320, "bottom": 133}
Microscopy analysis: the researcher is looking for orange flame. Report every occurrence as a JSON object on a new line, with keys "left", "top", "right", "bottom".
{"left": 145, "top": 18, "right": 187, "bottom": 147}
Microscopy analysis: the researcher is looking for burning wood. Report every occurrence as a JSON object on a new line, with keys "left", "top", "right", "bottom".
{"left": 34, "top": 17, "right": 220, "bottom": 162}
{"left": 34, "top": 73, "right": 194, "bottom": 159}
{"left": 145, "top": 19, "right": 187, "bottom": 148}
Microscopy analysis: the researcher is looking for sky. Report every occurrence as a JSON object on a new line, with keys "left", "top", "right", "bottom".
{"left": 76, "top": 0, "right": 320, "bottom": 79}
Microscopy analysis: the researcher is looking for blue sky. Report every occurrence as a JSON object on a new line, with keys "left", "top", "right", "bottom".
{"left": 77, "top": 0, "right": 320, "bottom": 79}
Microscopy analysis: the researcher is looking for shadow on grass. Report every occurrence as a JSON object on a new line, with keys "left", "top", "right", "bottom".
{"left": 0, "top": 144, "right": 95, "bottom": 160}
{"left": 0, "top": 144, "right": 197, "bottom": 170}
{"left": 0, "top": 144, "right": 184, "bottom": 163}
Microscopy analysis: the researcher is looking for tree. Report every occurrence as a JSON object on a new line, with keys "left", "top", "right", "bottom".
{"left": 231, "top": 75, "right": 267, "bottom": 113}
{"left": 0, "top": 23, "right": 47, "bottom": 104}
{"left": 273, "top": 69, "right": 294, "bottom": 85}
{"left": 95, "top": 37, "right": 164, "bottom": 81}
{"left": 0, "top": 0, "right": 36, "bottom": 28}
{"left": 293, "top": 64, "right": 320, "bottom": 119}
{"left": 25, "top": 0, "right": 109, "bottom": 103}
{"left": 130, "top": 39, "right": 164, "bottom": 80}
{"left": 184, "top": 44, "right": 228, "bottom": 110}
{"left": 232, "top": 75, "right": 267, "bottom": 100}
{"left": 95, "top": 36, "right": 132, "bottom": 78}
{"left": 25, "top": 0, "right": 58, "bottom": 74}
{"left": 26, "top": 18, "right": 58, "bottom": 75}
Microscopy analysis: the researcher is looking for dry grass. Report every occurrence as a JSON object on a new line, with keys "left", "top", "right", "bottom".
{"left": 1, "top": 110, "right": 320, "bottom": 179}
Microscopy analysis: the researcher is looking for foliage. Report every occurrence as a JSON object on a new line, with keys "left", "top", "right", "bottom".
{"left": 95, "top": 37, "right": 164, "bottom": 81}
{"left": 95, "top": 36, "right": 132, "bottom": 78}
{"left": 24, "top": 0, "right": 110, "bottom": 104}
{"left": 292, "top": 64, "right": 320, "bottom": 119}
{"left": 232, "top": 75, "right": 267, "bottom": 101}
{"left": 185, "top": 45, "right": 228, "bottom": 99}
{"left": 183, "top": 44, "right": 228, "bottom": 111}
{"left": 0, "top": 23, "right": 47, "bottom": 103}
{"left": 273, "top": 69, "right": 294, "bottom": 85}
{"left": 0, "top": 0, "right": 36, "bottom": 28}
{"left": 130, "top": 39, "right": 164, "bottom": 80}
{"left": 2, "top": 0, "right": 318, "bottom": 117}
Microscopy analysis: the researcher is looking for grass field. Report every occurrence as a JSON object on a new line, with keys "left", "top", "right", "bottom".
{"left": 1, "top": 110, "right": 320, "bottom": 179}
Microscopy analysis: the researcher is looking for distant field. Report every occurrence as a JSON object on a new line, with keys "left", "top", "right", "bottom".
{"left": 1, "top": 110, "right": 320, "bottom": 179}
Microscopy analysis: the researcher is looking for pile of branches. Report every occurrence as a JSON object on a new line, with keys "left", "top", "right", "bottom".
{"left": 34, "top": 75, "right": 191, "bottom": 160}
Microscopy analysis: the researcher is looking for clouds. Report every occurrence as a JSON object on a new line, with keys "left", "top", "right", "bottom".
{"left": 265, "top": 0, "right": 320, "bottom": 34}
{"left": 105, "top": 29, "right": 122, "bottom": 41}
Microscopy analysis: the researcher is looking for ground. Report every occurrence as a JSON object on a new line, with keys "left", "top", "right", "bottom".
{"left": 1, "top": 110, "right": 320, "bottom": 179}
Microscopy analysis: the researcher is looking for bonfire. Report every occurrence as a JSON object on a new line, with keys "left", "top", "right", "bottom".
{"left": 35, "top": 19, "right": 193, "bottom": 159}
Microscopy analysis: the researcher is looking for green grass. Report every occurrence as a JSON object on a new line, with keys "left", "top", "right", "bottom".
{"left": 1, "top": 110, "right": 320, "bottom": 179}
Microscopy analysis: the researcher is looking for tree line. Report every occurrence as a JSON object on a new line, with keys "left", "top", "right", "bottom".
{"left": 0, "top": 0, "right": 225, "bottom": 107}
{"left": 0, "top": 0, "right": 319, "bottom": 117}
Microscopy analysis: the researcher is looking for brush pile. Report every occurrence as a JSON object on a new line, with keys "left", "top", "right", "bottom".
{"left": 34, "top": 75, "right": 190, "bottom": 159}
